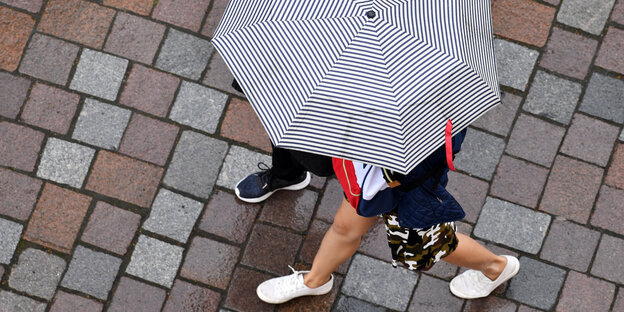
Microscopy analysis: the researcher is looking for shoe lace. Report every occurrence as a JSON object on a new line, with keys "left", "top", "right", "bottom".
{"left": 280, "top": 265, "right": 306, "bottom": 293}
{"left": 257, "top": 162, "right": 273, "bottom": 188}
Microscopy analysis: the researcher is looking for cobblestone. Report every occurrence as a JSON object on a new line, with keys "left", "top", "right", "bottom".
{"left": 103, "top": 0, "right": 152, "bottom": 16}
{"left": 494, "top": 39, "right": 539, "bottom": 91}
{"left": 446, "top": 171, "right": 488, "bottom": 223}
{"left": 80, "top": 201, "right": 141, "bottom": 256}
{"left": 506, "top": 257, "right": 566, "bottom": 310}
{"left": 0, "top": 168, "right": 42, "bottom": 221}
{"left": 408, "top": 274, "right": 463, "bottom": 312}
{"left": 108, "top": 276, "right": 166, "bottom": 312}
{"left": 474, "top": 197, "right": 550, "bottom": 254}
{"left": 72, "top": 99, "right": 131, "bottom": 150}
{"left": 118, "top": 113, "right": 179, "bottom": 166}
{"left": 156, "top": 29, "right": 213, "bottom": 80}
{"left": 21, "top": 83, "right": 80, "bottom": 135}
{"left": 220, "top": 97, "right": 272, "bottom": 152}
{"left": 579, "top": 73, "right": 624, "bottom": 124}
{"left": 540, "top": 27, "right": 598, "bottom": 80}
{"left": 540, "top": 218, "right": 601, "bottom": 271}
{"left": 19, "top": 33, "right": 80, "bottom": 85}
{"left": 0, "top": 0, "right": 43, "bottom": 13}
{"left": 180, "top": 236, "right": 239, "bottom": 289}
{"left": 0, "top": 291, "right": 46, "bottom": 312}
{"left": 163, "top": 131, "right": 228, "bottom": 199}
{"left": 119, "top": 64, "right": 180, "bottom": 117}
{"left": 1, "top": 122, "right": 45, "bottom": 172}
{"left": 560, "top": 114, "right": 619, "bottom": 167}
{"left": 334, "top": 296, "right": 386, "bottom": 312}
{"left": 126, "top": 235, "right": 184, "bottom": 288}
{"left": 49, "top": 291, "right": 103, "bottom": 312}
{"left": 556, "top": 271, "right": 615, "bottom": 312}
{"left": 260, "top": 189, "right": 317, "bottom": 232}
{"left": 37, "top": 138, "right": 94, "bottom": 188}
{"left": 492, "top": 0, "right": 555, "bottom": 47}
{"left": 70, "top": 49, "right": 128, "bottom": 101}
{"left": 104, "top": 12, "right": 165, "bottom": 64}
{"left": 505, "top": 113, "right": 566, "bottom": 167}
{"left": 471, "top": 91, "right": 522, "bottom": 137}
{"left": 0, "top": 7, "right": 35, "bottom": 71}
{"left": 169, "top": 81, "right": 228, "bottom": 134}
{"left": 61, "top": 246, "right": 122, "bottom": 300}
{"left": 241, "top": 223, "right": 302, "bottom": 275}
{"left": 453, "top": 128, "right": 506, "bottom": 180}
{"left": 199, "top": 190, "right": 260, "bottom": 244}
{"left": 490, "top": 156, "right": 549, "bottom": 208}
{"left": 0, "top": 72, "right": 30, "bottom": 119}
{"left": 523, "top": 70, "right": 582, "bottom": 125}
{"left": 557, "top": 0, "right": 616, "bottom": 35}
{"left": 9, "top": 248, "right": 66, "bottom": 299}
{"left": 591, "top": 234, "right": 624, "bottom": 284}
{"left": 606, "top": 143, "right": 624, "bottom": 190}
{"left": 143, "top": 188, "right": 203, "bottom": 243}
{"left": 216, "top": 145, "right": 272, "bottom": 190}
{"left": 0, "top": 218, "right": 22, "bottom": 264}
{"left": 152, "top": 0, "right": 210, "bottom": 32}
{"left": 163, "top": 279, "right": 221, "bottom": 312}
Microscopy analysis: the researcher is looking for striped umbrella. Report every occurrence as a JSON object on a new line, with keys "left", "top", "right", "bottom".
{"left": 211, "top": 0, "right": 501, "bottom": 175}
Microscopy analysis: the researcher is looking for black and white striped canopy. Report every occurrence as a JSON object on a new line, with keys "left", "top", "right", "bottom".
{"left": 212, "top": 0, "right": 501, "bottom": 174}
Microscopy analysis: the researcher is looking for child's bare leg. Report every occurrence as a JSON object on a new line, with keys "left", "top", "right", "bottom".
{"left": 303, "top": 198, "right": 377, "bottom": 288}
{"left": 442, "top": 232, "right": 507, "bottom": 281}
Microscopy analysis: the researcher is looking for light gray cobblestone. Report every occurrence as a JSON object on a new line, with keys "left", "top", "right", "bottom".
{"left": 70, "top": 49, "right": 128, "bottom": 101}
{"left": 156, "top": 29, "right": 213, "bottom": 80}
{"left": 61, "top": 246, "right": 122, "bottom": 300}
{"left": 216, "top": 145, "right": 272, "bottom": 190}
{"left": 72, "top": 99, "right": 131, "bottom": 150}
{"left": 36, "top": 138, "right": 95, "bottom": 188}
{"left": 126, "top": 235, "right": 184, "bottom": 288}
{"left": 143, "top": 188, "right": 203, "bottom": 243}
{"left": 494, "top": 39, "right": 539, "bottom": 91}
{"left": 0, "top": 218, "right": 22, "bottom": 264}
{"left": 169, "top": 81, "right": 228, "bottom": 134}
{"left": 9, "top": 249, "right": 66, "bottom": 300}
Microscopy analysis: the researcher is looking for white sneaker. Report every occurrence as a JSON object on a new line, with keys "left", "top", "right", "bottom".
{"left": 256, "top": 266, "right": 334, "bottom": 304}
{"left": 449, "top": 255, "right": 520, "bottom": 299}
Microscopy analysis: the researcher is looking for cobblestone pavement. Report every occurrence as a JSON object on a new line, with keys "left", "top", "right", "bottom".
{"left": 1, "top": 0, "right": 623, "bottom": 311}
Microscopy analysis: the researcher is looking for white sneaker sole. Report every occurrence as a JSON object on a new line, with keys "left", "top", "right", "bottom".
{"left": 235, "top": 172, "right": 311, "bottom": 203}
{"left": 449, "top": 255, "right": 520, "bottom": 299}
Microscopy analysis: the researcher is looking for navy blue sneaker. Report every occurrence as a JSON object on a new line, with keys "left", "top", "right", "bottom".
{"left": 235, "top": 163, "right": 311, "bottom": 203}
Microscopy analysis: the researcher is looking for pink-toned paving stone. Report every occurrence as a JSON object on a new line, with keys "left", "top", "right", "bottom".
{"left": 613, "top": 289, "right": 624, "bottom": 312}
{"left": 0, "top": 6, "right": 35, "bottom": 71}
{"left": 180, "top": 236, "right": 240, "bottom": 289}
{"left": 0, "top": 121, "right": 45, "bottom": 172}
{"left": 446, "top": 171, "right": 489, "bottom": 223}
{"left": 198, "top": 190, "right": 260, "bottom": 244}
{"left": 119, "top": 64, "right": 180, "bottom": 117}
{"left": 224, "top": 267, "right": 276, "bottom": 312}
{"left": 80, "top": 201, "right": 141, "bottom": 256}
{"left": 24, "top": 183, "right": 91, "bottom": 253}
{"left": 49, "top": 290, "right": 103, "bottom": 312}
{"left": 20, "top": 83, "right": 80, "bottom": 134}
{"left": 464, "top": 295, "right": 517, "bottom": 312}
{"left": 220, "top": 97, "right": 272, "bottom": 152}
{"left": 37, "top": 0, "right": 115, "bottom": 49}
{"left": 152, "top": 0, "right": 210, "bottom": 32}
{"left": 119, "top": 113, "right": 179, "bottom": 166}
{"left": 19, "top": 33, "right": 80, "bottom": 86}
{"left": 241, "top": 223, "right": 303, "bottom": 275}
{"left": 540, "top": 155, "right": 603, "bottom": 223}
{"left": 490, "top": 156, "right": 549, "bottom": 208}
{"left": 259, "top": 189, "right": 317, "bottom": 232}
{"left": 85, "top": 151, "right": 164, "bottom": 208}
{"left": 202, "top": 0, "right": 228, "bottom": 37}
{"left": 606, "top": 143, "right": 624, "bottom": 190}
{"left": 300, "top": 219, "right": 351, "bottom": 275}
{"left": 540, "top": 27, "right": 599, "bottom": 80}
{"left": 492, "top": 0, "right": 556, "bottom": 47}
{"left": 104, "top": 12, "right": 166, "bottom": 64}
{"left": 595, "top": 27, "right": 624, "bottom": 75}
{"left": 0, "top": 0, "right": 44, "bottom": 13}
{"left": 0, "top": 72, "right": 30, "bottom": 119}
{"left": 0, "top": 168, "right": 42, "bottom": 221}
{"left": 103, "top": 0, "right": 153, "bottom": 16}
{"left": 162, "top": 279, "right": 221, "bottom": 312}
{"left": 556, "top": 271, "right": 615, "bottom": 312}
{"left": 108, "top": 277, "right": 166, "bottom": 312}
{"left": 591, "top": 185, "right": 624, "bottom": 236}
{"left": 277, "top": 276, "right": 344, "bottom": 312}
{"left": 613, "top": 0, "right": 624, "bottom": 25}
{"left": 560, "top": 113, "right": 619, "bottom": 167}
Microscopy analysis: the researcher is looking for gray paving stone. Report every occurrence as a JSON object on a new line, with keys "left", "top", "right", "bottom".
{"left": 494, "top": 39, "right": 539, "bottom": 91}
{"left": 342, "top": 254, "right": 418, "bottom": 311}
{"left": 539, "top": 218, "right": 600, "bottom": 271}
{"left": 169, "top": 81, "right": 228, "bottom": 134}
{"left": 557, "top": 0, "right": 616, "bottom": 35}
{"left": 9, "top": 249, "right": 66, "bottom": 300}
{"left": 126, "top": 235, "right": 184, "bottom": 288}
{"left": 408, "top": 274, "right": 463, "bottom": 312}
{"left": 523, "top": 71, "right": 582, "bottom": 125}
{"left": 472, "top": 91, "right": 522, "bottom": 137}
{"left": 143, "top": 188, "right": 203, "bottom": 243}
{"left": 591, "top": 234, "right": 624, "bottom": 284}
{"left": 620, "top": 128, "right": 624, "bottom": 142}
{"left": 453, "top": 128, "right": 506, "bottom": 180}
{"left": 0, "top": 291, "right": 46, "bottom": 312}
{"left": 72, "top": 99, "right": 131, "bottom": 150}
{"left": 0, "top": 218, "right": 23, "bottom": 264}
{"left": 70, "top": 49, "right": 128, "bottom": 101}
{"left": 60, "top": 246, "right": 122, "bottom": 300}
{"left": 164, "top": 131, "right": 229, "bottom": 199}
{"left": 506, "top": 257, "right": 566, "bottom": 310}
{"left": 156, "top": 29, "right": 213, "bottom": 80}
{"left": 216, "top": 145, "right": 272, "bottom": 190}
{"left": 333, "top": 296, "right": 386, "bottom": 312}
{"left": 580, "top": 73, "right": 624, "bottom": 124}
{"left": 36, "top": 138, "right": 95, "bottom": 188}
{"left": 474, "top": 197, "right": 550, "bottom": 254}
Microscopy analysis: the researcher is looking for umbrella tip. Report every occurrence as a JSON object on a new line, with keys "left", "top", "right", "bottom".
{"left": 366, "top": 10, "right": 376, "bottom": 19}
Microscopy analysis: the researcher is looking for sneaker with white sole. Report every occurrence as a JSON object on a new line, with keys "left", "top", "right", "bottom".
{"left": 235, "top": 163, "right": 311, "bottom": 203}
{"left": 449, "top": 255, "right": 519, "bottom": 299}
{"left": 256, "top": 265, "right": 334, "bottom": 304}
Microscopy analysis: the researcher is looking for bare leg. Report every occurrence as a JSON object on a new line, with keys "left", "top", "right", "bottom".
{"left": 303, "top": 198, "right": 377, "bottom": 288}
{"left": 442, "top": 232, "right": 507, "bottom": 281}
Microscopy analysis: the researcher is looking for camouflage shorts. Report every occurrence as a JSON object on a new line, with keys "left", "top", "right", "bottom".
{"left": 383, "top": 211, "right": 458, "bottom": 271}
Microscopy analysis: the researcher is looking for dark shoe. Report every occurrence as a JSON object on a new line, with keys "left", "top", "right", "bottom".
{"left": 235, "top": 163, "right": 311, "bottom": 203}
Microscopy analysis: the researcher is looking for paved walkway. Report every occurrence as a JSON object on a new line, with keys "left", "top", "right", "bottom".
{"left": 1, "top": 0, "right": 624, "bottom": 311}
